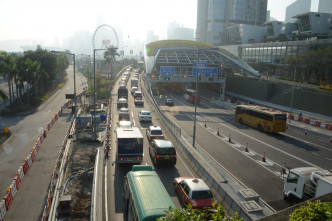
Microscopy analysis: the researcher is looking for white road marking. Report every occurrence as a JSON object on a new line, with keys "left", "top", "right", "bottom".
{"left": 281, "top": 132, "right": 332, "bottom": 152}
{"left": 171, "top": 96, "right": 320, "bottom": 168}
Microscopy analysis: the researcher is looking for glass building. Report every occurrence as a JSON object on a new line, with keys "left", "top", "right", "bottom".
{"left": 196, "top": 0, "right": 268, "bottom": 46}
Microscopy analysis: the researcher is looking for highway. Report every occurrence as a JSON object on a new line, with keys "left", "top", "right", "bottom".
{"left": 157, "top": 86, "right": 332, "bottom": 211}
{"left": 105, "top": 70, "right": 202, "bottom": 221}
{"left": 103, "top": 69, "right": 332, "bottom": 220}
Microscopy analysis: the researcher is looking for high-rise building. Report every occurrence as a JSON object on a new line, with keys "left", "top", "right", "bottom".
{"left": 167, "top": 21, "right": 194, "bottom": 40}
{"left": 196, "top": 0, "right": 267, "bottom": 46}
{"left": 318, "top": 0, "right": 332, "bottom": 14}
{"left": 285, "top": 0, "right": 312, "bottom": 22}
{"left": 284, "top": 0, "right": 332, "bottom": 22}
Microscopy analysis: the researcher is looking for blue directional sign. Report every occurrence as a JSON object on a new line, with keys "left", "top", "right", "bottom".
{"left": 193, "top": 60, "right": 207, "bottom": 68}
{"left": 160, "top": 66, "right": 175, "bottom": 76}
{"left": 199, "top": 67, "right": 218, "bottom": 77}
{"left": 192, "top": 60, "right": 218, "bottom": 77}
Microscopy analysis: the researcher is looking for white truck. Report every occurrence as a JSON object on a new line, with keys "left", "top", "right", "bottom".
{"left": 131, "top": 77, "right": 138, "bottom": 88}
{"left": 115, "top": 127, "right": 143, "bottom": 164}
{"left": 283, "top": 167, "right": 332, "bottom": 203}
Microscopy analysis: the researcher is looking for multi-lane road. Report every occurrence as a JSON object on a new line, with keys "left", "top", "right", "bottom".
{"left": 157, "top": 87, "right": 332, "bottom": 210}
{"left": 104, "top": 69, "right": 332, "bottom": 220}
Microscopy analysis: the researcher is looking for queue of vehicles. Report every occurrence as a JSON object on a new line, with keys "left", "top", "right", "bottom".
{"left": 115, "top": 68, "right": 216, "bottom": 219}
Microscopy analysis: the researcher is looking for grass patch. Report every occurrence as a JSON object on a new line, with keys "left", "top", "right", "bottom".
{"left": 58, "top": 82, "right": 65, "bottom": 89}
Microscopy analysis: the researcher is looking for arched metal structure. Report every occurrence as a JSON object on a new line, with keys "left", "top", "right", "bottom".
{"left": 92, "top": 24, "right": 119, "bottom": 50}
{"left": 144, "top": 40, "right": 260, "bottom": 82}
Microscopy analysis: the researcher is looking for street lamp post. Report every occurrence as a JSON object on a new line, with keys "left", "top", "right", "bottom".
{"left": 192, "top": 47, "right": 218, "bottom": 148}
{"left": 93, "top": 48, "right": 108, "bottom": 140}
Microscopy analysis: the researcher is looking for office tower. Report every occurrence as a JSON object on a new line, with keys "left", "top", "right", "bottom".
{"left": 318, "top": 0, "right": 332, "bottom": 14}
{"left": 196, "top": 0, "right": 267, "bottom": 45}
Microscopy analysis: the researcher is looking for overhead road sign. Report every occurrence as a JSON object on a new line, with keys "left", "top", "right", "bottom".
{"left": 160, "top": 66, "right": 175, "bottom": 76}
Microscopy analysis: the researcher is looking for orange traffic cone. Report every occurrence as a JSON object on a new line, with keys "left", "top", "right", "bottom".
{"left": 262, "top": 152, "right": 266, "bottom": 162}
{"left": 281, "top": 163, "right": 286, "bottom": 175}
{"left": 245, "top": 143, "right": 249, "bottom": 152}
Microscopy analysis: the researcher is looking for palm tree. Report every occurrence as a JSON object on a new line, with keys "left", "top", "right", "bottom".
{"left": 0, "top": 51, "right": 10, "bottom": 101}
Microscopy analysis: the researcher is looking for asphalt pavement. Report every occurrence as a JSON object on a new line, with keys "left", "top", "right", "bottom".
{"left": 3, "top": 108, "right": 73, "bottom": 221}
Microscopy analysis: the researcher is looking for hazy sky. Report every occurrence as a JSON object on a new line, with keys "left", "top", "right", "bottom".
{"left": 0, "top": 0, "right": 297, "bottom": 46}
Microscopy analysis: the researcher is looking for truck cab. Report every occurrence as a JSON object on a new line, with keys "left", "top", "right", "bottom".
{"left": 283, "top": 167, "right": 332, "bottom": 202}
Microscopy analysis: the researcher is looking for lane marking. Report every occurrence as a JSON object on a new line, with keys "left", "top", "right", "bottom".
{"left": 281, "top": 132, "right": 332, "bottom": 152}
{"left": 105, "top": 155, "right": 109, "bottom": 221}
{"left": 167, "top": 94, "right": 320, "bottom": 168}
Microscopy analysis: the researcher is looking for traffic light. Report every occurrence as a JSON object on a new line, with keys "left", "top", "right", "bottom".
{"left": 165, "top": 77, "right": 170, "bottom": 80}
{"left": 209, "top": 77, "right": 214, "bottom": 81}
{"left": 198, "top": 77, "right": 201, "bottom": 81}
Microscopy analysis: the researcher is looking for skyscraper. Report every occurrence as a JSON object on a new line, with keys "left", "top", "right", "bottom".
{"left": 285, "top": 0, "right": 312, "bottom": 22}
{"left": 318, "top": 0, "right": 332, "bottom": 14}
{"left": 196, "top": 0, "right": 267, "bottom": 46}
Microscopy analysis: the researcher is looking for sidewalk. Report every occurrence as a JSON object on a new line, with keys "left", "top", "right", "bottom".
{"left": 3, "top": 109, "right": 72, "bottom": 221}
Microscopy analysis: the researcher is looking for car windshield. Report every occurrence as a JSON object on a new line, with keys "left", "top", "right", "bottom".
{"left": 151, "top": 130, "right": 162, "bottom": 135}
{"left": 191, "top": 190, "right": 213, "bottom": 199}
{"left": 120, "top": 109, "right": 129, "bottom": 113}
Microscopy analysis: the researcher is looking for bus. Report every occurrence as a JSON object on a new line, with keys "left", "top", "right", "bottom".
{"left": 116, "top": 127, "right": 143, "bottom": 163}
{"left": 118, "top": 85, "right": 128, "bottom": 99}
{"left": 184, "top": 89, "right": 200, "bottom": 104}
{"left": 124, "top": 165, "right": 175, "bottom": 221}
{"left": 235, "top": 105, "right": 287, "bottom": 132}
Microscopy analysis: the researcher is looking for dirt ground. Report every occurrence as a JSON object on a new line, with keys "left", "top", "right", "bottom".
{"left": 59, "top": 141, "right": 99, "bottom": 220}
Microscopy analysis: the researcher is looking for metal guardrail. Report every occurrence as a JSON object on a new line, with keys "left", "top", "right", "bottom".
{"left": 48, "top": 118, "right": 76, "bottom": 221}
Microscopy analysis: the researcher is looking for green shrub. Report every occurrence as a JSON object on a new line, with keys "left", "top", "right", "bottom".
{"left": 289, "top": 200, "right": 329, "bottom": 221}
{"left": 58, "top": 82, "right": 64, "bottom": 89}
{"left": 158, "top": 202, "right": 244, "bottom": 221}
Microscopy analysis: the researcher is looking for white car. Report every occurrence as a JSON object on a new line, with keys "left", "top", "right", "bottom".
{"left": 131, "top": 87, "right": 138, "bottom": 95}
{"left": 138, "top": 110, "right": 152, "bottom": 122}
{"left": 118, "top": 120, "right": 132, "bottom": 127}
{"left": 119, "top": 108, "right": 130, "bottom": 121}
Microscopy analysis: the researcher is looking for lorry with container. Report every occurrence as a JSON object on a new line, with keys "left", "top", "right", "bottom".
{"left": 115, "top": 127, "right": 143, "bottom": 164}
{"left": 131, "top": 77, "right": 139, "bottom": 88}
{"left": 283, "top": 167, "right": 332, "bottom": 203}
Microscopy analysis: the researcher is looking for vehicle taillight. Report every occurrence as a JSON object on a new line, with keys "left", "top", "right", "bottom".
{"left": 137, "top": 157, "right": 140, "bottom": 160}
{"left": 120, "top": 158, "right": 123, "bottom": 161}
{"left": 174, "top": 155, "right": 176, "bottom": 158}
{"left": 156, "top": 155, "right": 160, "bottom": 158}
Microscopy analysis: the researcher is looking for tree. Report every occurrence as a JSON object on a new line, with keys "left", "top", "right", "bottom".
{"left": 158, "top": 202, "right": 244, "bottom": 221}
{"left": 0, "top": 51, "right": 10, "bottom": 101}
{"left": 276, "top": 34, "right": 288, "bottom": 42}
{"left": 289, "top": 200, "right": 332, "bottom": 221}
